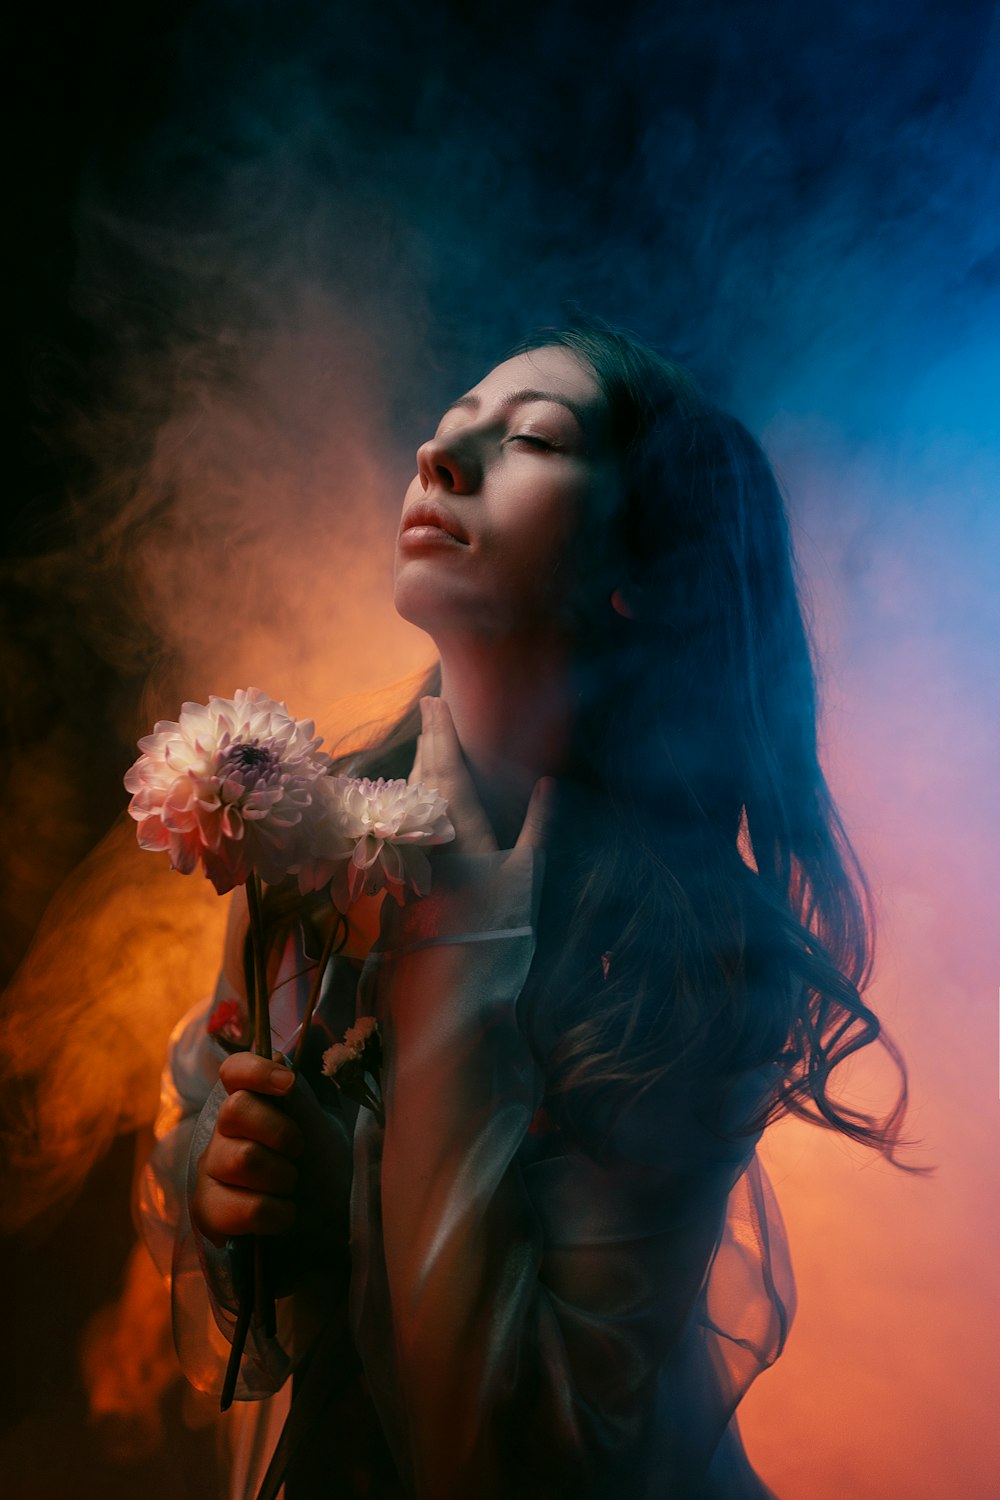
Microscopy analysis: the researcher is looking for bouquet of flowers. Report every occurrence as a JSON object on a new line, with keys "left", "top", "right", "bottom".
{"left": 125, "top": 687, "right": 453, "bottom": 1405}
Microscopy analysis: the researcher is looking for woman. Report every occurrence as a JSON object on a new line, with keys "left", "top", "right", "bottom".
{"left": 141, "top": 323, "right": 922, "bottom": 1498}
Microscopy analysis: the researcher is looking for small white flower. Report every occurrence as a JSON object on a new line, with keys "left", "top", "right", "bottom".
{"left": 296, "top": 776, "right": 454, "bottom": 912}
{"left": 124, "top": 688, "right": 331, "bottom": 894}
{"left": 344, "top": 1015, "right": 378, "bottom": 1050}
{"left": 321, "top": 1017, "right": 383, "bottom": 1124}
{"left": 321, "top": 1041, "right": 361, "bottom": 1078}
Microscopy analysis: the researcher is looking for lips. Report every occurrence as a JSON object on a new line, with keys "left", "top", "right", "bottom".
{"left": 400, "top": 502, "right": 470, "bottom": 544}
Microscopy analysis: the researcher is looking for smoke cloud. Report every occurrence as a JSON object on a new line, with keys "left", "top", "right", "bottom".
{"left": 3, "top": 1, "right": 997, "bottom": 1494}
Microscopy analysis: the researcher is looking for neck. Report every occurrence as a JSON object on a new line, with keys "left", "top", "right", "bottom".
{"left": 436, "top": 632, "right": 578, "bottom": 848}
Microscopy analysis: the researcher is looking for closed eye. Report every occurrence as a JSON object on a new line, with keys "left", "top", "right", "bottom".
{"left": 509, "top": 433, "right": 556, "bottom": 450}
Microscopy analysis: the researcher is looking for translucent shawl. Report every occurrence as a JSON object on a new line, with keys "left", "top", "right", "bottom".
{"left": 139, "top": 847, "right": 795, "bottom": 1498}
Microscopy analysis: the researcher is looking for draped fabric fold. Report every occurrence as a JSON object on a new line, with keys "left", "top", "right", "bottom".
{"left": 349, "top": 846, "right": 795, "bottom": 1498}
{"left": 138, "top": 850, "right": 795, "bottom": 1498}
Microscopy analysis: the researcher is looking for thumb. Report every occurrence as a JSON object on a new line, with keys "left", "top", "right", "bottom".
{"left": 515, "top": 777, "right": 556, "bottom": 852}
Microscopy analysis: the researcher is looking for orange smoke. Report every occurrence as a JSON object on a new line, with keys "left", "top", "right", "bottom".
{"left": 1, "top": 296, "right": 434, "bottom": 1232}
{"left": 80, "top": 1238, "right": 217, "bottom": 1460}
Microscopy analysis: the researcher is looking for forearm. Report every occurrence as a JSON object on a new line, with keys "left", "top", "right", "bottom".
{"left": 369, "top": 848, "right": 571, "bottom": 1492}
{"left": 381, "top": 936, "right": 542, "bottom": 1485}
{"left": 364, "top": 846, "right": 753, "bottom": 1498}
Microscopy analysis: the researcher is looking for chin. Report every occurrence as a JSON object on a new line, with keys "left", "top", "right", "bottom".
{"left": 392, "top": 567, "right": 429, "bottom": 629}
{"left": 392, "top": 572, "right": 455, "bottom": 636}
{"left": 393, "top": 576, "right": 505, "bottom": 639}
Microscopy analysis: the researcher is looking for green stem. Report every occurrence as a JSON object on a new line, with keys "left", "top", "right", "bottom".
{"left": 232, "top": 871, "right": 276, "bottom": 1396}
{"left": 246, "top": 872, "right": 271, "bottom": 1061}
{"left": 220, "top": 1240, "right": 253, "bottom": 1412}
{"left": 292, "top": 910, "right": 347, "bottom": 1074}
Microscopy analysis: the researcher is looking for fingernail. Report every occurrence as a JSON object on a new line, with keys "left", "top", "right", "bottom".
{"left": 269, "top": 1066, "right": 295, "bottom": 1093}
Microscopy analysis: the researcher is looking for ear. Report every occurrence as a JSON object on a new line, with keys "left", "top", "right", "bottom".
{"left": 610, "top": 586, "right": 638, "bottom": 620}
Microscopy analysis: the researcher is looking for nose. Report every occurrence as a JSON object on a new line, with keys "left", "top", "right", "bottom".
{"left": 415, "top": 432, "right": 481, "bottom": 494}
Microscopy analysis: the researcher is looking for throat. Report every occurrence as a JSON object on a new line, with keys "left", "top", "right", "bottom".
{"left": 438, "top": 639, "right": 576, "bottom": 838}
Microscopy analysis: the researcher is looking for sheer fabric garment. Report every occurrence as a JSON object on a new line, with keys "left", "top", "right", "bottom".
{"left": 139, "top": 846, "right": 796, "bottom": 1499}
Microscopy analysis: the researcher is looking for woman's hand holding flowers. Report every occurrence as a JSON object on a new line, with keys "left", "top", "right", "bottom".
{"left": 128, "top": 684, "right": 552, "bottom": 1392}
{"left": 193, "top": 1053, "right": 353, "bottom": 1294}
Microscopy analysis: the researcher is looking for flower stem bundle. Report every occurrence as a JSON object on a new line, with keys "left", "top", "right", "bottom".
{"left": 125, "top": 687, "right": 453, "bottom": 1410}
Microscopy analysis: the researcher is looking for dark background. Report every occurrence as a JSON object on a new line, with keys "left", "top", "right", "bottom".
{"left": 3, "top": 2, "right": 997, "bottom": 1495}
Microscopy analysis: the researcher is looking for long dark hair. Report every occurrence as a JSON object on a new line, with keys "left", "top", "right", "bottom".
{"left": 302, "top": 320, "right": 927, "bottom": 1174}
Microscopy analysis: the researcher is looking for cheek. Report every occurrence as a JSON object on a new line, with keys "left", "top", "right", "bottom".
{"left": 501, "top": 480, "right": 582, "bottom": 561}
{"left": 504, "top": 472, "right": 613, "bottom": 581}
{"left": 495, "top": 514, "right": 571, "bottom": 575}
{"left": 514, "top": 480, "right": 622, "bottom": 621}
{"left": 484, "top": 498, "right": 590, "bottom": 624}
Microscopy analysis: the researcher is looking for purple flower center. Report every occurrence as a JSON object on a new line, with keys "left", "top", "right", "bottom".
{"left": 219, "top": 740, "right": 280, "bottom": 781}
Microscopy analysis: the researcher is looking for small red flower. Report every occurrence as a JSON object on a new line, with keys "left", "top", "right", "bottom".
{"left": 207, "top": 998, "right": 246, "bottom": 1042}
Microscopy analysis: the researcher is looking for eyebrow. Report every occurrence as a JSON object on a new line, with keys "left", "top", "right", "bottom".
{"left": 440, "top": 387, "right": 591, "bottom": 433}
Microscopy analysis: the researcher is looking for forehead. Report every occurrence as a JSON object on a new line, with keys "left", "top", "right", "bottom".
{"left": 467, "top": 346, "right": 605, "bottom": 412}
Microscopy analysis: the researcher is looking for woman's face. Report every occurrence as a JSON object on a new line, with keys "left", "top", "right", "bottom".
{"left": 394, "top": 346, "right": 621, "bottom": 640}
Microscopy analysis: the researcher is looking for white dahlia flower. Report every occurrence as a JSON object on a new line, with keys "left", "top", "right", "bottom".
{"left": 297, "top": 775, "right": 454, "bottom": 911}
{"left": 124, "top": 687, "right": 332, "bottom": 894}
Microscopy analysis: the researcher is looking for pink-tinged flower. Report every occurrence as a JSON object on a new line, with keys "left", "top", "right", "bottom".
{"left": 321, "top": 1041, "right": 360, "bottom": 1077}
{"left": 207, "top": 998, "right": 246, "bottom": 1044}
{"left": 322, "top": 1017, "right": 379, "bottom": 1076}
{"left": 343, "top": 1015, "right": 377, "bottom": 1051}
{"left": 296, "top": 776, "right": 454, "bottom": 912}
{"left": 124, "top": 688, "right": 332, "bottom": 895}
{"left": 321, "top": 1018, "right": 383, "bottom": 1124}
